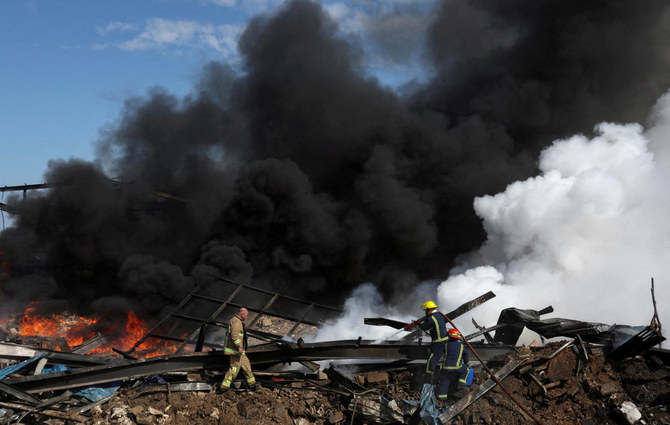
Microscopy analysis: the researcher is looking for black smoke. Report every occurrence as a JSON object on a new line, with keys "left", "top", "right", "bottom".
{"left": 2, "top": 0, "right": 670, "bottom": 320}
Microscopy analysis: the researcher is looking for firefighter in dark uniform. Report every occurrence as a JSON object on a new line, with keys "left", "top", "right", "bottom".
{"left": 437, "top": 328, "right": 470, "bottom": 400}
{"left": 218, "top": 307, "right": 257, "bottom": 393}
{"left": 417, "top": 301, "right": 449, "bottom": 379}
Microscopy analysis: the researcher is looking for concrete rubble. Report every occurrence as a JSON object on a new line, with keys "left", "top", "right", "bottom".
{"left": 0, "top": 287, "right": 666, "bottom": 424}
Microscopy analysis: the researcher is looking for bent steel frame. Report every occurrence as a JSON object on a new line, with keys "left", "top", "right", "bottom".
{"left": 123, "top": 274, "right": 343, "bottom": 356}
{"left": 4, "top": 340, "right": 515, "bottom": 394}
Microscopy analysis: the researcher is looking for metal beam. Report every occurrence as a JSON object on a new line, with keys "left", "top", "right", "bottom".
{"left": 189, "top": 294, "right": 326, "bottom": 327}
{"left": 364, "top": 291, "right": 497, "bottom": 330}
{"left": 248, "top": 340, "right": 514, "bottom": 368}
{"left": 5, "top": 353, "right": 228, "bottom": 393}
{"left": 0, "top": 342, "right": 115, "bottom": 367}
{"left": 4, "top": 341, "right": 514, "bottom": 394}
{"left": 0, "top": 184, "right": 49, "bottom": 193}
{"left": 0, "top": 381, "right": 42, "bottom": 405}
{"left": 127, "top": 274, "right": 343, "bottom": 357}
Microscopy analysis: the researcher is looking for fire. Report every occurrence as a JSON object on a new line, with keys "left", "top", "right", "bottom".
{"left": 10, "top": 302, "right": 180, "bottom": 357}
{"left": 120, "top": 311, "right": 151, "bottom": 351}
{"left": 17, "top": 302, "right": 99, "bottom": 347}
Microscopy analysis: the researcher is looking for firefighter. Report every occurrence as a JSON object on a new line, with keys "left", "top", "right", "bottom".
{"left": 437, "top": 328, "right": 470, "bottom": 400}
{"left": 218, "top": 307, "right": 257, "bottom": 393}
{"left": 417, "top": 301, "right": 449, "bottom": 379}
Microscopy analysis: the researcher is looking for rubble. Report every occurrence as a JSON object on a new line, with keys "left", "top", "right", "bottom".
{"left": 0, "top": 284, "right": 666, "bottom": 424}
{"left": 9, "top": 344, "right": 653, "bottom": 425}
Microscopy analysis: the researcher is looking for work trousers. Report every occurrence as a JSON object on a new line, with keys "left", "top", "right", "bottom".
{"left": 436, "top": 364, "right": 468, "bottom": 400}
{"left": 425, "top": 341, "right": 447, "bottom": 374}
{"left": 221, "top": 352, "right": 256, "bottom": 388}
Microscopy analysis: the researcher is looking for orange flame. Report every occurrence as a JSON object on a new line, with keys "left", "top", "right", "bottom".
{"left": 120, "top": 311, "right": 151, "bottom": 351}
{"left": 13, "top": 303, "right": 186, "bottom": 357}
{"left": 17, "top": 302, "right": 98, "bottom": 347}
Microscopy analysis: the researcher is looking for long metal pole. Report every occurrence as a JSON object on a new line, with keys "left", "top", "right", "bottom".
{"left": 440, "top": 312, "right": 546, "bottom": 425}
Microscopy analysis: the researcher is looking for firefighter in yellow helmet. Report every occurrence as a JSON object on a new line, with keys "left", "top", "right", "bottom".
{"left": 412, "top": 301, "right": 449, "bottom": 383}
{"left": 217, "top": 307, "right": 257, "bottom": 393}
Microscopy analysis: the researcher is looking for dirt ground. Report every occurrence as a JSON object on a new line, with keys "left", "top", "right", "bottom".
{"left": 76, "top": 342, "right": 669, "bottom": 425}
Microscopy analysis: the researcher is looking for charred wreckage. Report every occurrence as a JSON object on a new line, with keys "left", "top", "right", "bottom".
{"left": 0, "top": 272, "right": 666, "bottom": 425}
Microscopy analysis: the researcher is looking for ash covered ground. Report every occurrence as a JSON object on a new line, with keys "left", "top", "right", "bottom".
{"left": 77, "top": 343, "right": 669, "bottom": 425}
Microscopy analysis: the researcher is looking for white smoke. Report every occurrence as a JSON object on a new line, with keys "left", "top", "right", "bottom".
{"left": 437, "top": 92, "right": 670, "bottom": 338}
{"left": 311, "top": 283, "right": 414, "bottom": 341}
{"left": 314, "top": 92, "right": 670, "bottom": 343}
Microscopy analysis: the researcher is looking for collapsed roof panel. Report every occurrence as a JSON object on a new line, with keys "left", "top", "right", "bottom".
{"left": 120, "top": 274, "right": 343, "bottom": 357}
{"left": 492, "top": 307, "right": 666, "bottom": 354}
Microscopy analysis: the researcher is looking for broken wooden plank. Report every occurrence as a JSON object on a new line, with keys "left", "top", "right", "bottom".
{"left": 446, "top": 291, "right": 496, "bottom": 320}
{"left": 33, "top": 357, "right": 48, "bottom": 375}
{"left": 438, "top": 356, "right": 528, "bottom": 423}
{"left": 299, "top": 360, "right": 321, "bottom": 372}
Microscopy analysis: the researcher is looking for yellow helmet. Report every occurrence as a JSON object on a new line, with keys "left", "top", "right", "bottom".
{"left": 422, "top": 301, "right": 438, "bottom": 311}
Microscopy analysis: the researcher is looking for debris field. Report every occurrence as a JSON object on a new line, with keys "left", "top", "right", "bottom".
{"left": 0, "top": 283, "right": 667, "bottom": 424}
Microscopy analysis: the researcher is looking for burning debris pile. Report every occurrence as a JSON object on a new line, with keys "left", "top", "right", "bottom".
{"left": 0, "top": 306, "right": 155, "bottom": 356}
{"left": 0, "top": 285, "right": 666, "bottom": 424}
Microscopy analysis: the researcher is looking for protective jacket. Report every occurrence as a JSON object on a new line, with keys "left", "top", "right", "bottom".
{"left": 419, "top": 311, "right": 449, "bottom": 373}
{"left": 220, "top": 314, "right": 255, "bottom": 389}
{"left": 224, "top": 315, "right": 247, "bottom": 355}
{"left": 444, "top": 339, "right": 469, "bottom": 370}
{"left": 419, "top": 311, "right": 449, "bottom": 343}
{"left": 436, "top": 337, "right": 470, "bottom": 400}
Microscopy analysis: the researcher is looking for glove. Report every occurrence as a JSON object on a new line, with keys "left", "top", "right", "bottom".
{"left": 404, "top": 319, "right": 422, "bottom": 330}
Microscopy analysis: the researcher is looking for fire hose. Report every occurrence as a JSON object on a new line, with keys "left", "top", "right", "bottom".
{"left": 407, "top": 314, "right": 546, "bottom": 425}
{"left": 439, "top": 312, "right": 545, "bottom": 425}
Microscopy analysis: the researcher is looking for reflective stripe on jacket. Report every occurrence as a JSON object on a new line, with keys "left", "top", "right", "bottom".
{"left": 224, "top": 315, "right": 246, "bottom": 355}
{"left": 443, "top": 339, "right": 469, "bottom": 369}
{"left": 419, "top": 311, "right": 449, "bottom": 343}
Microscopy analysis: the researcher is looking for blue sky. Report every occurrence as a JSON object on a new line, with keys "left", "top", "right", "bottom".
{"left": 0, "top": 0, "right": 434, "bottom": 189}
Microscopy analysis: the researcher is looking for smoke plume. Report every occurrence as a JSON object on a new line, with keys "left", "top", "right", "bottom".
{"left": 2, "top": 0, "right": 670, "bottom": 330}
{"left": 317, "top": 94, "right": 670, "bottom": 342}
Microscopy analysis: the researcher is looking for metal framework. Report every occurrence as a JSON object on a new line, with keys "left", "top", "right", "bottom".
{"left": 122, "top": 275, "right": 343, "bottom": 356}
{"left": 4, "top": 340, "right": 515, "bottom": 394}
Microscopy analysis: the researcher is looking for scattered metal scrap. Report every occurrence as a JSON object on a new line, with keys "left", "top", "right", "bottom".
{"left": 0, "top": 281, "right": 666, "bottom": 424}
{"left": 0, "top": 340, "right": 515, "bottom": 394}
{"left": 489, "top": 280, "right": 666, "bottom": 358}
